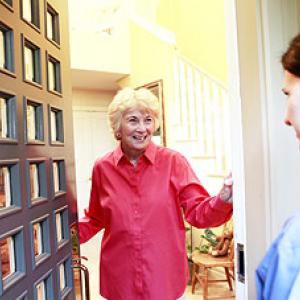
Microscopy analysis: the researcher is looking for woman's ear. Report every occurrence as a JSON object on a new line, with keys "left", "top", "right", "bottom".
{"left": 116, "top": 132, "right": 121, "bottom": 140}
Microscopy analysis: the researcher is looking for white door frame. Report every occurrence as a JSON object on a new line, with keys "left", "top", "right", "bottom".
{"left": 224, "top": 1, "right": 248, "bottom": 298}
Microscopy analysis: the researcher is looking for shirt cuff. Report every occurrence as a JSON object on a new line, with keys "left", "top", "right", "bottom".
{"left": 212, "top": 195, "right": 233, "bottom": 212}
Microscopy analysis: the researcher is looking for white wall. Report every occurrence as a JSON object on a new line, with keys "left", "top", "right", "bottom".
{"left": 68, "top": 0, "right": 131, "bottom": 74}
{"left": 260, "top": 0, "right": 300, "bottom": 237}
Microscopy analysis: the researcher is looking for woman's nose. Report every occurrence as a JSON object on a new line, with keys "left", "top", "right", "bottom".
{"left": 137, "top": 121, "right": 146, "bottom": 131}
{"left": 284, "top": 116, "right": 292, "bottom": 126}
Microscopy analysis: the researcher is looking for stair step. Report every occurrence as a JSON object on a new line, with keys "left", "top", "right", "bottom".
{"left": 208, "top": 173, "right": 227, "bottom": 179}
{"left": 191, "top": 155, "right": 216, "bottom": 160}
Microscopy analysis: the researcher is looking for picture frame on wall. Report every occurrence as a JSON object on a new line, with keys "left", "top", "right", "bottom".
{"left": 137, "top": 79, "right": 166, "bottom": 146}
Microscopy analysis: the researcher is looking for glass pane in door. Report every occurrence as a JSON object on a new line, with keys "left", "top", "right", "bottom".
{"left": 0, "top": 166, "right": 11, "bottom": 209}
{"left": 24, "top": 46, "right": 34, "bottom": 82}
{"left": 33, "top": 223, "right": 43, "bottom": 256}
{"left": 36, "top": 280, "right": 45, "bottom": 300}
{"left": 22, "top": 0, "right": 32, "bottom": 23}
{"left": 0, "top": 237, "right": 15, "bottom": 280}
{"left": 0, "top": 30, "right": 5, "bottom": 69}
{"left": 29, "top": 164, "right": 39, "bottom": 200}
{"left": 0, "top": 98, "right": 8, "bottom": 138}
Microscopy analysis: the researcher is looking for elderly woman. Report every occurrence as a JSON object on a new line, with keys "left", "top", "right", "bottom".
{"left": 79, "top": 87, "right": 233, "bottom": 300}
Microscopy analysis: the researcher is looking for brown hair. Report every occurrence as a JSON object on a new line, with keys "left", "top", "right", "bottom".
{"left": 282, "top": 33, "right": 300, "bottom": 77}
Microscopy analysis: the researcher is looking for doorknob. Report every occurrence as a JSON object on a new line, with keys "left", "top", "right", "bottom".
{"left": 72, "top": 256, "right": 90, "bottom": 300}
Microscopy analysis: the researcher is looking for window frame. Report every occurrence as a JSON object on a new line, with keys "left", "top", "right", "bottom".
{"left": 0, "top": 160, "right": 21, "bottom": 218}
{"left": 23, "top": 97, "right": 45, "bottom": 144}
{"left": 0, "top": 90, "right": 17, "bottom": 144}
{"left": 34, "top": 269, "right": 53, "bottom": 300}
{"left": 0, "top": 226, "right": 26, "bottom": 295}
{"left": 57, "top": 256, "right": 72, "bottom": 300}
{"left": 26, "top": 158, "right": 48, "bottom": 207}
{"left": 22, "top": 35, "right": 42, "bottom": 88}
{"left": 30, "top": 214, "right": 51, "bottom": 269}
{"left": 0, "top": 0, "right": 13, "bottom": 12}
{"left": 16, "top": 290, "right": 28, "bottom": 300}
{"left": 51, "top": 159, "right": 66, "bottom": 198}
{"left": 45, "top": 2, "right": 60, "bottom": 47}
{"left": 0, "top": 21, "right": 15, "bottom": 76}
{"left": 20, "top": 0, "right": 40, "bottom": 32}
{"left": 0, "top": 236, "right": 16, "bottom": 280}
{"left": 46, "top": 52, "right": 62, "bottom": 95}
{"left": 48, "top": 105, "right": 64, "bottom": 145}
{"left": 54, "top": 205, "right": 69, "bottom": 250}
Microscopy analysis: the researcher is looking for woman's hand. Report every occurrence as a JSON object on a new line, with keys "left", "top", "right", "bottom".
{"left": 219, "top": 172, "right": 233, "bottom": 203}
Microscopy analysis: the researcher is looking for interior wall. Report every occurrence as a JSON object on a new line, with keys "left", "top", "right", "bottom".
{"left": 72, "top": 88, "right": 115, "bottom": 108}
{"left": 68, "top": 1, "right": 131, "bottom": 74}
{"left": 156, "top": 0, "right": 228, "bottom": 84}
{"left": 117, "top": 22, "right": 176, "bottom": 146}
{"left": 261, "top": 0, "right": 300, "bottom": 239}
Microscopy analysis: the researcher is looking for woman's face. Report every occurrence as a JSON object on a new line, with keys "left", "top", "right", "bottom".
{"left": 118, "top": 108, "right": 155, "bottom": 159}
{"left": 283, "top": 70, "right": 300, "bottom": 149}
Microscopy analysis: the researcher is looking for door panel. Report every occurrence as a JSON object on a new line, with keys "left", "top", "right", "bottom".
{"left": 0, "top": 0, "right": 78, "bottom": 299}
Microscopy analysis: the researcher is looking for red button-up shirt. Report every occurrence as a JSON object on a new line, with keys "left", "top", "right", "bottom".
{"left": 79, "top": 142, "right": 232, "bottom": 300}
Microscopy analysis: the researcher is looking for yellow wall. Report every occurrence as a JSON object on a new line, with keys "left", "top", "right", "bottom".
{"left": 119, "top": 0, "right": 228, "bottom": 85}
{"left": 157, "top": 0, "right": 228, "bottom": 84}
{"left": 118, "top": 21, "right": 175, "bottom": 145}
{"left": 118, "top": 22, "right": 172, "bottom": 88}
{"left": 118, "top": 0, "right": 228, "bottom": 143}
{"left": 72, "top": 89, "right": 115, "bottom": 107}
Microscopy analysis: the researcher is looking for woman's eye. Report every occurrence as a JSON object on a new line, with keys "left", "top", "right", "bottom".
{"left": 145, "top": 118, "right": 153, "bottom": 123}
{"left": 128, "top": 118, "right": 138, "bottom": 124}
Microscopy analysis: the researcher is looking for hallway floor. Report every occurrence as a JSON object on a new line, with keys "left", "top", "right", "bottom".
{"left": 75, "top": 273, "right": 235, "bottom": 300}
{"left": 185, "top": 280, "right": 235, "bottom": 299}
{"left": 76, "top": 283, "right": 235, "bottom": 300}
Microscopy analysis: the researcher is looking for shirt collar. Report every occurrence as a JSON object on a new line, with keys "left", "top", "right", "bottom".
{"left": 113, "top": 141, "right": 157, "bottom": 166}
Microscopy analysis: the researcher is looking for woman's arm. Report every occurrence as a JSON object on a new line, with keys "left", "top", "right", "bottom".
{"left": 78, "top": 163, "right": 105, "bottom": 243}
{"left": 172, "top": 153, "right": 233, "bottom": 228}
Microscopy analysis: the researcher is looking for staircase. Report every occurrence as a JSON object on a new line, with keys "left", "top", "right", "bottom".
{"left": 171, "top": 51, "right": 231, "bottom": 184}
{"left": 171, "top": 52, "right": 232, "bottom": 253}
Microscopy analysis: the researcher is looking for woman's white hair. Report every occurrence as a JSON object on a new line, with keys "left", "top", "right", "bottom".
{"left": 108, "top": 87, "right": 160, "bottom": 139}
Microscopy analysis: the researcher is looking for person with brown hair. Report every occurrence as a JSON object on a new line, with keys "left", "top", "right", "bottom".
{"left": 256, "top": 33, "right": 300, "bottom": 300}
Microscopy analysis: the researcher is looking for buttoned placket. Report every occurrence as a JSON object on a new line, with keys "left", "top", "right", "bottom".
{"left": 129, "top": 161, "right": 144, "bottom": 295}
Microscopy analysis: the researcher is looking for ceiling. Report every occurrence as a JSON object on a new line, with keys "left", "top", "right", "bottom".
{"left": 71, "top": 69, "right": 128, "bottom": 91}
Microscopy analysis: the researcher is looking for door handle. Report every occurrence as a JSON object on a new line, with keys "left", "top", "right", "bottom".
{"left": 72, "top": 256, "right": 90, "bottom": 300}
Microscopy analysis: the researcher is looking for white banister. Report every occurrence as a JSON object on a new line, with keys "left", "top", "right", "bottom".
{"left": 173, "top": 51, "right": 230, "bottom": 177}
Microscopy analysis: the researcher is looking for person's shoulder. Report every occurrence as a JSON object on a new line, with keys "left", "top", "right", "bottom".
{"left": 93, "top": 151, "right": 114, "bottom": 167}
{"left": 283, "top": 212, "right": 300, "bottom": 232}
{"left": 155, "top": 145, "right": 190, "bottom": 167}
{"left": 279, "top": 212, "right": 300, "bottom": 246}
{"left": 156, "top": 145, "right": 186, "bottom": 159}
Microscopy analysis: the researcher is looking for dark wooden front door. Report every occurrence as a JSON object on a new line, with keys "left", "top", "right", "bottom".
{"left": 0, "top": 0, "right": 79, "bottom": 299}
